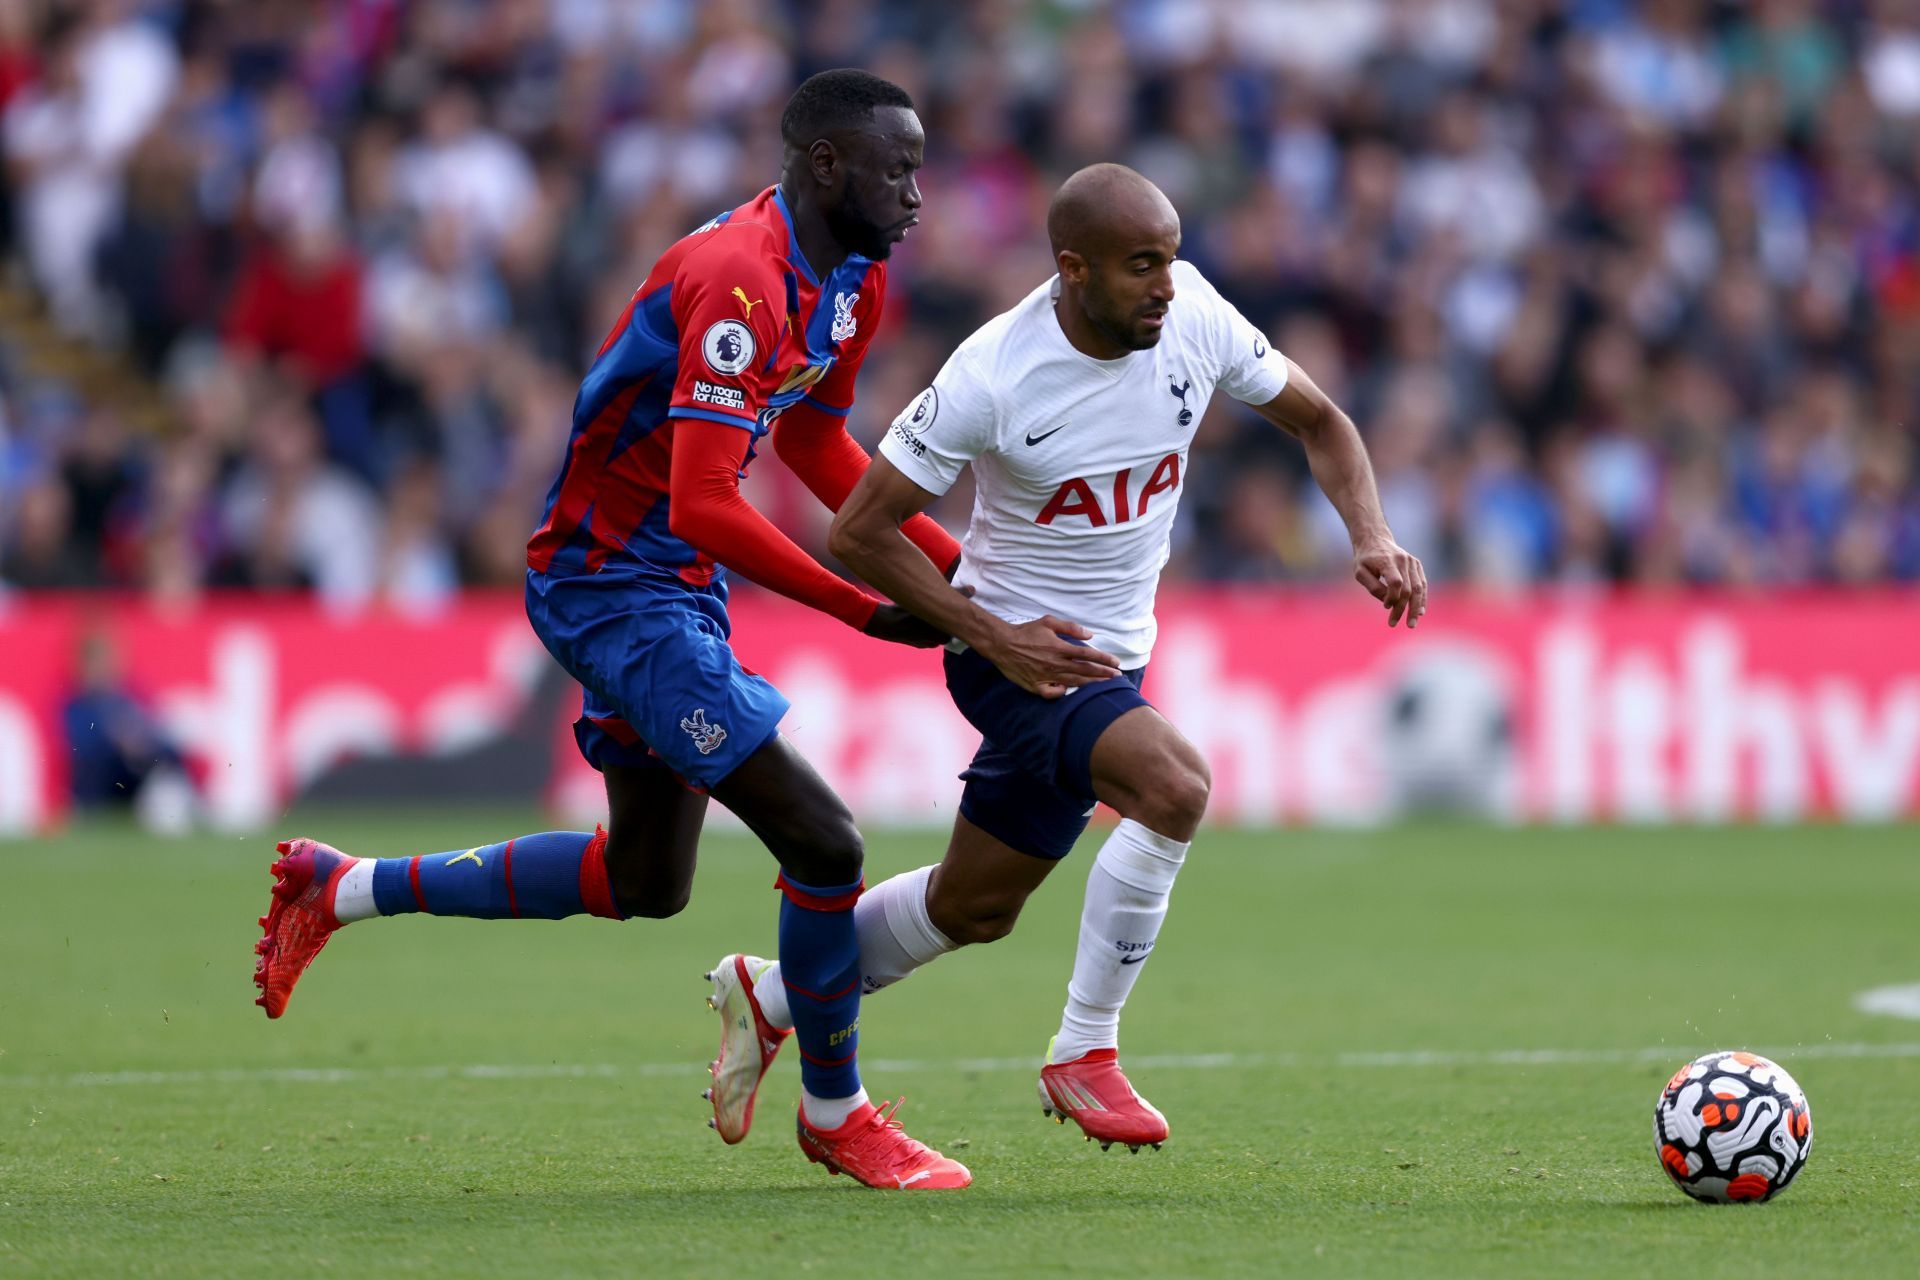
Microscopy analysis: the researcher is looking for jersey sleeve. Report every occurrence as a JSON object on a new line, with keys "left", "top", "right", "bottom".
{"left": 1184, "top": 263, "right": 1291, "bottom": 405}
{"left": 668, "top": 420, "right": 879, "bottom": 629}
{"left": 666, "top": 236, "right": 787, "bottom": 430}
{"left": 876, "top": 346, "right": 995, "bottom": 496}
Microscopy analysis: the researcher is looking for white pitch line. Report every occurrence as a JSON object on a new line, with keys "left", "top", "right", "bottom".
{"left": 4, "top": 1042, "right": 1919, "bottom": 1091}
{"left": 1855, "top": 983, "right": 1920, "bottom": 1020}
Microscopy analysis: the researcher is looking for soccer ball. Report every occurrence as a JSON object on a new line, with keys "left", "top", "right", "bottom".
{"left": 1653, "top": 1050, "right": 1812, "bottom": 1203}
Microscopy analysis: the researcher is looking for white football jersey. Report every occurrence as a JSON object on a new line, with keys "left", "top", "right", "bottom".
{"left": 879, "top": 260, "right": 1289, "bottom": 668}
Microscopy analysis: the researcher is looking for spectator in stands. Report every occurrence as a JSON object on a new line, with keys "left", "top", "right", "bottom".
{"left": 217, "top": 390, "right": 380, "bottom": 609}
{"left": 0, "top": 0, "right": 1915, "bottom": 601}
{"left": 60, "top": 622, "right": 190, "bottom": 818}
{"left": 3, "top": 3, "right": 176, "bottom": 337}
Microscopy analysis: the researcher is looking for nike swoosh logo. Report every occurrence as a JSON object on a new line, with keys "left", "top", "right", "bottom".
{"left": 1119, "top": 952, "right": 1151, "bottom": 966}
{"left": 1253, "top": 337, "right": 1267, "bottom": 358}
{"left": 895, "top": 1170, "right": 933, "bottom": 1188}
{"left": 1024, "top": 423, "right": 1068, "bottom": 446}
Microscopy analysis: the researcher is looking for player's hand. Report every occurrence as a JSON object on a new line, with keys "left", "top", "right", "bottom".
{"left": 863, "top": 603, "right": 952, "bottom": 648}
{"left": 980, "top": 617, "right": 1124, "bottom": 699}
{"left": 1352, "top": 533, "right": 1427, "bottom": 628}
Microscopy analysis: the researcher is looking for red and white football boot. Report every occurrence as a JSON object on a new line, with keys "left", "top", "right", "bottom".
{"left": 253, "top": 838, "right": 354, "bottom": 1019}
{"left": 796, "top": 1098, "right": 972, "bottom": 1190}
{"left": 1038, "top": 1040, "right": 1169, "bottom": 1152}
{"left": 702, "top": 953, "right": 790, "bottom": 1143}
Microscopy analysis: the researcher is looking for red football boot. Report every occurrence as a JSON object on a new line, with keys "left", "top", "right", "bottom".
{"left": 796, "top": 1098, "right": 972, "bottom": 1190}
{"left": 1038, "top": 1042, "right": 1169, "bottom": 1152}
{"left": 702, "top": 953, "right": 790, "bottom": 1143}
{"left": 253, "top": 838, "right": 354, "bottom": 1019}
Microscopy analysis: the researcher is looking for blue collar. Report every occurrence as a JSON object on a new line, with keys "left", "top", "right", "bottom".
{"left": 771, "top": 187, "right": 819, "bottom": 287}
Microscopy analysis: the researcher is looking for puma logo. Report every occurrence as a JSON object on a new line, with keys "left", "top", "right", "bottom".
{"left": 448, "top": 849, "right": 483, "bottom": 868}
{"left": 732, "top": 286, "right": 763, "bottom": 317}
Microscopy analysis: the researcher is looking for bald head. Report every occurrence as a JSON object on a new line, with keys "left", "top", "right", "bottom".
{"left": 1046, "top": 164, "right": 1182, "bottom": 356}
{"left": 1047, "top": 164, "right": 1179, "bottom": 260}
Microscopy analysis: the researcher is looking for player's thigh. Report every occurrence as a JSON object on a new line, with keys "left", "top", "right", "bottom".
{"left": 708, "top": 733, "right": 863, "bottom": 887}
{"left": 1087, "top": 706, "right": 1211, "bottom": 840}
{"left": 601, "top": 763, "right": 708, "bottom": 918}
{"left": 925, "top": 814, "right": 1061, "bottom": 946}
{"left": 529, "top": 566, "right": 790, "bottom": 793}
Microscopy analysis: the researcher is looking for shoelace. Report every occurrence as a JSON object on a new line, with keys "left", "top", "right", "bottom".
{"left": 844, "top": 1098, "right": 933, "bottom": 1174}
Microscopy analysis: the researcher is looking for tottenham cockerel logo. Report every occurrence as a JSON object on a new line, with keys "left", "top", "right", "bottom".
{"left": 1169, "top": 376, "right": 1193, "bottom": 425}
{"left": 680, "top": 709, "right": 728, "bottom": 755}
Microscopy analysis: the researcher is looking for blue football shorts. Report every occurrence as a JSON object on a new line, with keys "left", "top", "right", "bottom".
{"left": 942, "top": 644, "right": 1151, "bottom": 861}
{"left": 525, "top": 563, "right": 788, "bottom": 791}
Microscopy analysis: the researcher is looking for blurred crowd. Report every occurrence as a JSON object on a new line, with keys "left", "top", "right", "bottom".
{"left": 4, "top": 0, "right": 1920, "bottom": 613}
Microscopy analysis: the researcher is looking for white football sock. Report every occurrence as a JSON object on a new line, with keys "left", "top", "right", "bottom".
{"left": 1050, "top": 819, "right": 1190, "bottom": 1064}
{"left": 330, "top": 859, "right": 380, "bottom": 923}
{"left": 801, "top": 1086, "right": 869, "bottom": 1131}
{"left": 756, "top": 864, "right": 954, "bottom": 1033}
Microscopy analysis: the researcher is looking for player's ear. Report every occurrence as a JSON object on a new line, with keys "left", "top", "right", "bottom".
{"left": 1056, "top": 249, "right": 1089, "bottom": 286}
{"left": 806, "top": 138, "right": 839, "bottom": 191}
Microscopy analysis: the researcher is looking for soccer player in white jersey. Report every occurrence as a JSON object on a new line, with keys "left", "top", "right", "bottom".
{"left": 703, "top": 164, "right": 1425, "bottom": 1156}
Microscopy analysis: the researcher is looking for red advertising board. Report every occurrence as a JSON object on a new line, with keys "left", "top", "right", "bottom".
{"left": 2, "top": 590, "right": 1916, "bottom": 833}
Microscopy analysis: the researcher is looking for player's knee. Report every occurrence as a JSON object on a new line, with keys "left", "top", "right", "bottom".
{"left": 948, "top": 901, "right": 1021, "bottom": 946}
{"left": 619, "top": 884, "right": 691, "bottom": 920}
{"left": 1129, "top": 748, "right": 1210, "bottom": 837}
{"left": 1165, "top": 752, "right": 1212, "bottom": 827}
{"left": 927, "top": 878, "right": 1028, "bottom": 947}
{"left": 784, "top": 814, "right": 865, "bottom": 889}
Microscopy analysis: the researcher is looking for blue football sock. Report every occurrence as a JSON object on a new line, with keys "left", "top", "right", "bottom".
{"left": 776, "top": 872, "right": 865, "bottom": 1102}
{"left": 369, "top": 830, "right": 624, "bottom": 920}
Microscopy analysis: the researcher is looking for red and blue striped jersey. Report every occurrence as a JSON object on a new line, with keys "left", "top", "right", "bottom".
{"left": 527, "top": 186, "right": 886, "bottom": 582}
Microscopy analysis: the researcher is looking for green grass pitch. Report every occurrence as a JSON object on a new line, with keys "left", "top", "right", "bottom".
{"left": 2, "top": 815, "right": 1917, "bottom": 1277}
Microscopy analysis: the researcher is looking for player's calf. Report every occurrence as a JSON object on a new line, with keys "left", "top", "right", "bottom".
{"left": 600, "top": 762, "right": 704, "bottom": 919}
{"left": 1045, "top": 707, "right": 1202, "bottom": 1069}
{"left": 708, "top": 863, "right": 957, "bottom": 1119}
{"left": 711, "top": 737, "right": 872, "bottom": 1132}
{"left": 600, "top": 824, "right": 693, "bottom": 918}
{"left": 251, "top": 829, "right": 627, "bottom": 1019}
{"left": 925, "top": 876, "right": 1030, "bottom": 947}
{"left": 921, "top": 818, "right": 1059, "bottom": 947}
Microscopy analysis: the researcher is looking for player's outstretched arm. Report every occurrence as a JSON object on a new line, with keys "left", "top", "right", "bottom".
{"left": 1254, "top": 359, "right": 1427, "bottom": 628}
{"left": 667, "top": 423, "right": 946, "bottom": 647}
{"left": 828, "top": 455, "right": 1124, "bottom": 697}
{"left": 771, "top": 406, "right": 963, "bottom": 578}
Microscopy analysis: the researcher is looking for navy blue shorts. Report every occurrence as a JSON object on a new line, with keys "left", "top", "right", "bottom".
{"left": 942, "top": 645, "right": 1151, "bottom": 861}
{"left": 525, "top": 563, "right": 789, "bottom": 791}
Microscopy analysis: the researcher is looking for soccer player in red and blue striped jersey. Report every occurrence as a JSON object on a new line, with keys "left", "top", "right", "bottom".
{"left": 250, "top": 71, "right": 1082, "bottom": 1191}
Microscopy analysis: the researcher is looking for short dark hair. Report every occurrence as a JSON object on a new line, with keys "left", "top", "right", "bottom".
{"left": 780, "top": 69, "right": 914, "bottom": 152}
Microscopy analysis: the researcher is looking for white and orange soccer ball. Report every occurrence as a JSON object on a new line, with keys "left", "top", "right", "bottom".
{"left": 1653, "top": 1050, "right": 1812, "bottom": 1203}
